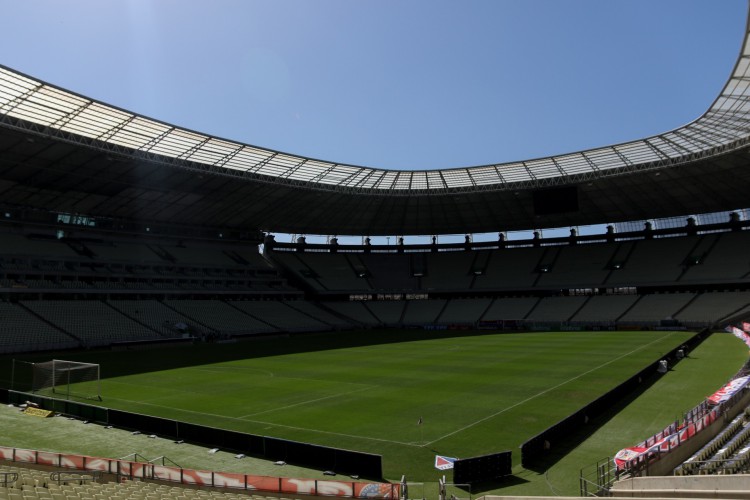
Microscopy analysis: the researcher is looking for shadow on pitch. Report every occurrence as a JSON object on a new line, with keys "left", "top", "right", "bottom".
{"left": 0, "top": 328, "right": 529, "bottom": 383}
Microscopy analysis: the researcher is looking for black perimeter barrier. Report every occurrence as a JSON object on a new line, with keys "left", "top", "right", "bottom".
{"left": 2, "top": 390, "right": 382, "bottom": 479}
{"left": 453, "top": 451, "right": 512, "bottom": 485}
{"left": 519, "top": 329, "right": 710, "bottom": 467}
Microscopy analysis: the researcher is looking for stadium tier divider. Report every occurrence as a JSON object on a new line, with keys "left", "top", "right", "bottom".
{"left": 4, "top": 390, "right": 384, "bottom": 480}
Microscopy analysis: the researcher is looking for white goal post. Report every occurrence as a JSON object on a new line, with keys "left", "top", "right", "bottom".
{"left": 31, "top": 360, "right": 101, "bottom": 401}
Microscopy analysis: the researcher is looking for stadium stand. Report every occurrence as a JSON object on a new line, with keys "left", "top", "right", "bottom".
{"left": 472, "top": 246, "right": 546, "bottom": 290}
{"left": 680, "top": 231, "right": 750, "bottom": 283}
{"left": 677, "top": 412, "right": 750, "bottom": 476}
{"left": 282, "top": 300, "right": 353, "bottom": 329}
{"left": 525, "top": 295, "right": 589, "bottom": 323}
{"left": 675, "top": 291, "right": 750, "bottom": 327}
{"left": 21, "top": 301, "right": 162, "bottom": 346}
{"left": 421, "top": 251, "right": 475, "bottom": 291}
{"left": 163, "top": 300, "right": 273, "bottom": 336}
{"left": 281, "top": 252, "right": 366, "bottom": 292}
{"left": 107, "top": 300, "right": 206, "bottom": 337}
{"left": 359, "top": 253, "right": 418, "bottom": 291}
{"left": 0, "top": 302, "right": 77, "bottom": 353}
{"left": 0, "top": 234, "right": 79, "bottom": 259}
{"left": 569, "top": 294, "right": 640, "bottom": 324}
{"left": 437, "top": 298, "right": 493, "bottom": 325}
{"left": 605, "top": 237, "right": 698, "bottom": 286}
{"left": 321, "top": 300, "right": 382, "bottom": 327}
{"left": 535, "top": 242, "right": 616, "bottom": 288}
{"left": 230, "top": 299, "right": 330, "bottom": 332}
{"left": 481, "top": 296, "right": 539, "bottom": 322}
{"left": 0, "top": 465, "right": 280, "bottom": 500}
{"left": 363, "top": 301, "right": 406, "bottom": 326}
{"left": 3, "top": 225, "right": 750, "bottom": 348}
{"left": 401, "top": 299, "right": 448, "bottom": 325}
{"left": 3, "top": 7, "right": 750, "bottom": 493}
{"left": 617, "top": 292, "right": 696, "bottom": 325}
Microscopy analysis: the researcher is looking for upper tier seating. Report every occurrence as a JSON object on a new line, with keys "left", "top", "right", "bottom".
{"left": 473, "top": 246, "right": 545, "bottom": 290}
{"left": 536, "top": 242, "right": 617, "bottom": 288}
{"left": 0, "top": 234, "right": 78, "bottom": 259}
{"left": 86, "top": 240, "right": 167, "bottom": 264}
{"left": 421, "top": 251, "right": 475, "bottom": 291}
{"left": 273, "top": 229, "right": 750, "bottom": 294}
{"left": 680, "top": 231, "right": 750, "bottom": 283}
{"left": 0, "top": 229, "right": 290, "bottom": 296}
{"left": 283, "top": 252, "right": 364, "bottom": 291}
{"left": 270, "top": 252, "right": 328, "bottom": 292}
{"left": 360, "top": 253, "right": 418, "bottom": 291}
{"left": 606, "top": 237, "right": 698, "bottom": 286}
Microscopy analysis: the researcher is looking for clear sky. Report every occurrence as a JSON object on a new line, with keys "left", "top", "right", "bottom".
{"left": 0, "top": 0, "right": 746, "bottom": 242}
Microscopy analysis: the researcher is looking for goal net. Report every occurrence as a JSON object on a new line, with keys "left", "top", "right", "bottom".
{"left": 30, "top": 360, "right": 101, "bottom": 401}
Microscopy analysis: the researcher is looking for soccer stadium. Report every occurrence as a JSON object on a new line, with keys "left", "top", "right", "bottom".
{"left": 2, "top": 3, "right": 750, "bottom": 500}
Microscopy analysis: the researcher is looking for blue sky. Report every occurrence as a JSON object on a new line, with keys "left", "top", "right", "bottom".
{"left": 0, "top": 0, "right": 746, "bottom": 242}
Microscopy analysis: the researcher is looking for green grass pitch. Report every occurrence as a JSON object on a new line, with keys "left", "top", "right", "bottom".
{"left": 2, "top": 328, "right": 747, "bottom": 495}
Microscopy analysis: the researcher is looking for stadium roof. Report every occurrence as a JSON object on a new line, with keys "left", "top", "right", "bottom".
{"left": 1, "top": 9, "right": 750, "bottom": 236}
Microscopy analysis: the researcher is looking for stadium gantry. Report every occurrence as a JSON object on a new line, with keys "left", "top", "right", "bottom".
{"left": 1, "top": 7, "right": 750, "bottom": 236}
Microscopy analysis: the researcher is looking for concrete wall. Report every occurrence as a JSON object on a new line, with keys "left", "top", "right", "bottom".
{"left": 611, "top": 474, "right": 750, "bottom": 498}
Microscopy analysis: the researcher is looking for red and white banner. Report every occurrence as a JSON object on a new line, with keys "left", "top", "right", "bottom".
{"left": 613, "top": 446, "right": 649, "bottom": 470}
{"left": 726, "top": 325, "right": 750, "bottom": 348}
{"left": 707, "top": 375, "right": 750, "bottom": 405}
{"left": 614, "top": 404, "right": 719, "bottom": 471}
{"left": 742, "top": 322, "right": 750, "bottom": 333}
{"left": 0, "top": 446, "right": 399, "bottom": 498}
